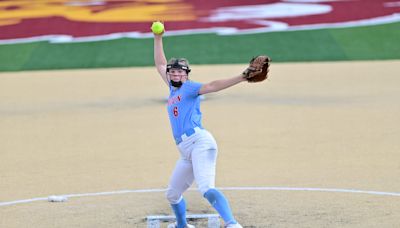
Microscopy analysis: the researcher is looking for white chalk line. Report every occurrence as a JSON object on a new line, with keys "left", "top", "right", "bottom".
{"left": 1, "top": 186, "right": 399, "bottom": 207}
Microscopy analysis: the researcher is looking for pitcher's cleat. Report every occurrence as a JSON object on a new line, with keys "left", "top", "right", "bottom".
{"left": 225, "top": 223, "right": 243, "bottom": 228}
{"left": 167, "top": 222, "right": 195, "bottom": 228}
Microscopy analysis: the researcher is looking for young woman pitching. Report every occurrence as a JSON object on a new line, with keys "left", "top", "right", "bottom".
{"left": 153, "top": 22, "right": 269, "bottom": 228}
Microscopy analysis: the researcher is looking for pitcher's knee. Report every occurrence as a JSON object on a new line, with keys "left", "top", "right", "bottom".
{"left": 198, "top": 183, "right": 214, "bottom": 196}
{"left": 203, "top": 188, "right": 217, "bottom": 200}
{"left": 165, "top": 188, "right": 182, "bottom": 204}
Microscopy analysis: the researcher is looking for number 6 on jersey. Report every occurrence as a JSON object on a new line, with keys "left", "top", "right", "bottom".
{"left": 173, "top": 106, "right": 179, "bottom": 117}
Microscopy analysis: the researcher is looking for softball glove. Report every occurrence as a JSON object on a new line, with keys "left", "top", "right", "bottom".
{"left": 242, "top": 55, "right": 271, "bottom": 83}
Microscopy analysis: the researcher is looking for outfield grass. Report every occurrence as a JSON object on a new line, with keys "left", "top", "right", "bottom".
{"left": 1, "top": 22, "right": 399, "bottom": 72}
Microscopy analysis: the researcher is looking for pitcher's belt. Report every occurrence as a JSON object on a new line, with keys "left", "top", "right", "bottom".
{"left": 175, "top": 127, "right": 203, "bottom": 145}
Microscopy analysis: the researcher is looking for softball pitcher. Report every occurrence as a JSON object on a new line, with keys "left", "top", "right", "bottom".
{"left": 153, "top": 23, "right": 269, "bottom": 228}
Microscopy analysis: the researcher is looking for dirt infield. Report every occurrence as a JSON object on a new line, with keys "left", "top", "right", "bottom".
{"left": 1, "top": 61, "right": 399, "bottom": 227}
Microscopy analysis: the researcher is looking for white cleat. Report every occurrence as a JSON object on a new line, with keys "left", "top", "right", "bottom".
{"left": 167, "top": 222, "right": 195, "bottom": 228}
{"left": 225, "top": 223, "right": 243, "bottom": 228}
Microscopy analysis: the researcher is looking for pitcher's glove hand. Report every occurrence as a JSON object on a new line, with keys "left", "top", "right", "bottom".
{"left": 242, "top": 55, "right": 271, "bottom": 83}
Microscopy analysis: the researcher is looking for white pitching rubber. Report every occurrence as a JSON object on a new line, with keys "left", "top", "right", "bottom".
{"left": 48, "top": 195, "right": 68, "bottom": 202}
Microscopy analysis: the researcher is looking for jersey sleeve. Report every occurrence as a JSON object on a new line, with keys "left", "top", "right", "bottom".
{"left": 185, "top": 81, "right": 203, "bottom": 97}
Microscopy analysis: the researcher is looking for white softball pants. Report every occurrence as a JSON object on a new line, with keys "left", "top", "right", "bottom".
{"left": 166, "top": 128, "right": 218, "bottom": 204}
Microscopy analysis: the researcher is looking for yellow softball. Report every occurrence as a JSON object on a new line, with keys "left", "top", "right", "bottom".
{"left": 151, "top": 21, "right": 164, "bottom": 35}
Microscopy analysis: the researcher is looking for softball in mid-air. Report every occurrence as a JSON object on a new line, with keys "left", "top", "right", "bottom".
{"left": 151, "top": 21, "right": 164, "bottom": 35}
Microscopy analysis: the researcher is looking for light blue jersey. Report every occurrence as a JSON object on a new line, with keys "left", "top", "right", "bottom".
{"left": 167, "top": 81, "right": 203, "bottom": 143}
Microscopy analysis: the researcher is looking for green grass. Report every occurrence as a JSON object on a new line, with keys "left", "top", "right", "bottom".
{"left": 1, "top": 22, "right": 399, "bottom": 72}
{"left": 331, "top": 22, "right": 400, "bottom": 60}
{"left": 0, "top": 42, "right": 40, "bottom": 71}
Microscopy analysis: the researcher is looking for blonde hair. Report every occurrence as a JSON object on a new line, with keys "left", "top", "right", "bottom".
{"left": 166, "top": 58, "right": 191, "bottom": 74}
{"left": 168, "top": 58, "right": 190, "bottom": 67}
